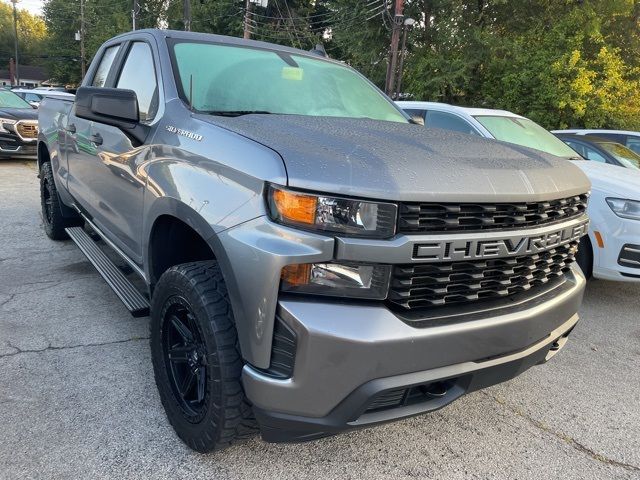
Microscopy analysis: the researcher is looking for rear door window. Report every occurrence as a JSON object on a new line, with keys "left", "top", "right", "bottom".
{"left": 625, "top": 137, "right": 640, "bottom": 154}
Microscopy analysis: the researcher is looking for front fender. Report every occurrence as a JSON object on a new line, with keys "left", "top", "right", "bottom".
{"left": 142, "top": 152, "right": 272, "bottom": 367}
{"left": 143, "top": 196, "right": 259, "bottom": 364}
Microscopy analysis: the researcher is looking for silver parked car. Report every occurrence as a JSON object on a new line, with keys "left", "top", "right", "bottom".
{"left": 12, "top": 88, "right": 74, "bottom": 108}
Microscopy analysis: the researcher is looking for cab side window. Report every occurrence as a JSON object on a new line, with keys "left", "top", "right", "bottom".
{"left": 425, "top": 111, "right": 478, "bottom": 135}
{"left": 626, "top": 138, "right": 640, "bottom": 154}
{"left": 116, "top": 42, "right": 159, "bottom": 122}
{"left": 91, "top": 45, "right": 120, "bottom": 88}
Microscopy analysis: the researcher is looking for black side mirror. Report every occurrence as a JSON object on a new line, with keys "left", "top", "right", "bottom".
{"left": 74, "top": 87, "right": 148, "bottom": 144}
{"left": 408, "top": 115, "right": 425, "bottom": 126}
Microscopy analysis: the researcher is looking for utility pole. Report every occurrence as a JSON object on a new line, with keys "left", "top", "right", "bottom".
{"left": 132, "top": 0, "right": 139, "bottom": 30}
{"left": 394, "top": 17, "right": 415, "bottom": 100}
{"left": 243, "top": 0, "right": 252, "bottom": 39}
{"left": 11, "top": 0, "right": 20, "bottom": 86}
{"left": 80, "top": 0, "right": 86, "bottom": 79}
{"left": 183, "top": 0, "right": 191, "bottom": 31}
{"left": 384, "top": 0, "right": 404, "bottom": 97}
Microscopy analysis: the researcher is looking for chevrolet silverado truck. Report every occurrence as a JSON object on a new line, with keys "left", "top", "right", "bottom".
{"left": 0, "top": 89, "right": 38, "bottom": 159}
{"left": 37, "top": 29, "right": 591, "bottom": 452}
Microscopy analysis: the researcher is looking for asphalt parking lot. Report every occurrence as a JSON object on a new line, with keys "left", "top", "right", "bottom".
{"left": 0, "top": 159, "right": 639, "bottom": 480}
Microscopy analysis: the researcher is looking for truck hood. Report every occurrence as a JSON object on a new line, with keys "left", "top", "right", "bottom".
{"left": 202, "top": 115, "right": 591, "bottom": 202}
{"left": 0, "top": 107, "right": 38, "bottom": 121}
{"left": 571, "top": 160, "right": 640, "bottom": 200}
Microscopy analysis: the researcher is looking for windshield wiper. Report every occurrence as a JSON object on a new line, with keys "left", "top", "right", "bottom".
{"left": 201, "top": 110, "right": 275, "bottom": 117}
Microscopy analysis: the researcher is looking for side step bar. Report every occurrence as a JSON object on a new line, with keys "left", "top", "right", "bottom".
{"left": 66, "top": 227, "right": 150, "bottom": 317}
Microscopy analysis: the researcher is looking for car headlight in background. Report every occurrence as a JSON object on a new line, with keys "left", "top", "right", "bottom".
{"left": 281, "top": 263, "right": 391, "bottom": 299}
{"left": 606, "top": 198, "right": 640, "bottom": 221}
{"left": 0, "top": 118, "right": 16, "bottom": 134}
{"left": 267, "top": 185, "right": 397, "bottom": 238}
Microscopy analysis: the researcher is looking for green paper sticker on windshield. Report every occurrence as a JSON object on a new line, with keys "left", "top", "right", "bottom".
{"left": 282, "top": 67, "right": 304, "bottom": 81}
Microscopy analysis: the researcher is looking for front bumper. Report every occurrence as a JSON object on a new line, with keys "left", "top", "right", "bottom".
{"left": 243, "top": 266, "right": 585, "bottom": 442}
{"left": 590, "top": 218, "right": 640, "bottom": 281}
{"left": 0, "top": 132, "right": 37, "bottom": 159}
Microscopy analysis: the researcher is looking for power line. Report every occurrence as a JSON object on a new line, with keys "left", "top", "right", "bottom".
{"left": 246, "top": 0, "right": 382, "bottom": 21}
{"left": 247, "top": 3, "right": 386, "bottom": 41}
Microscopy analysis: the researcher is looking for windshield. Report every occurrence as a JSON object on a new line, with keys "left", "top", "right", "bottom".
{"left": 169, "top": 41, "right": 407, "bottom": 122}
{"left": 598, "top": 142, "right": 640, "bottom": 169}
{"left": 474, "top": 115, "right": 579, "bottom": 158}
{"left": 0, "top": 90, "right": 32, "bottom": 109}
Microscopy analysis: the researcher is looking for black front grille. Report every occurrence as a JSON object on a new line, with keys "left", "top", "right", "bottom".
{"left": 364, "top": 381, "right": 457, "bottom": 414}
{"left": 388, "top": 242, "right": 578, "bottom": 310}
{"left": 398, "top": 194, "right": 588, "bottom": 233}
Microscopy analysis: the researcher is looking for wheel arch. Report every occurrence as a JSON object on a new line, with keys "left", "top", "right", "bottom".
{"left": 37, "top": 140, "right": 50, "bottom": 170}
{"left": 144, "top": 198, "right": 250, "bottom": 361}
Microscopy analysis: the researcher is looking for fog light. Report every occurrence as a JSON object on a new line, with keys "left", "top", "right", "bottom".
{"left": 281, "top": 263, "right": 391, "bottom": 299}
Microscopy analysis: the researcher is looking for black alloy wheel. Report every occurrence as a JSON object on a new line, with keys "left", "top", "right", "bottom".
{"left": 42, "top": 175, "right": 54, "bottom": 225}
{"left": 40, "top": 161, "right": 79, "bottom": 240}
{"left": 162, "top": 297, "right": 209, "bottom": 421}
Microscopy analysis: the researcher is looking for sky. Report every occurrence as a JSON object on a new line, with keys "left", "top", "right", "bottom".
{"left": 8, "top": 0, "right": 43, "bottom": 16}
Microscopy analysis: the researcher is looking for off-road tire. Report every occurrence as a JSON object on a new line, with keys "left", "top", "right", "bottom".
{"left": 40, "top": 162, "right": 76, "bottom": 240}
{"left": 150, "top": 261, "right": 258, "bottom": 452}
{"left": 576, "top": 235, "right": 593, "bottom": 280}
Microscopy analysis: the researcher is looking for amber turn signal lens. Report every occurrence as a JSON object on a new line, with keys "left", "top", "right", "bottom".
{"left": 281, "top": 264, "right": 312, "bottom": 286}
{"left": 272, "top": 189, "right": 317, "bottom": 225}
{"left": 593, "top": 231, "right": 604, "bottom": 248}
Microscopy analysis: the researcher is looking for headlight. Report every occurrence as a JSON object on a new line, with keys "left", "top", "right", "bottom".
{"left": 281, "top": 262, "right": 391, "bottom": 299}
{"left": 606, "top": 198, "right": 640, "bottom": 221}
{"left": 0, "top": 118, "right": 16, "bottom": 134}
{"left": 267, "top": 185, "right": 397, "bottom": 238}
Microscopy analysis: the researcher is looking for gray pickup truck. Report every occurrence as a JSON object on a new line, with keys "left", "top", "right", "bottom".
{"left": 37, "top": 29, "right": 591, "bottom": 452}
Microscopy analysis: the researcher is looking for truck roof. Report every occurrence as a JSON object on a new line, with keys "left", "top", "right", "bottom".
{"left": 109, "top": 28, "right": 335, "bottom": 64}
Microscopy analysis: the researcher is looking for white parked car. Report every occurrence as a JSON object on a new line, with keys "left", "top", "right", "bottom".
{"left": 552, "top": 129, "right": 640, "bottom": 155}
{"left": 11, "top": 88, "right": 74, "bottom": 108}
{"left": 397, "top": 101, "right": 640, "bottom": 281}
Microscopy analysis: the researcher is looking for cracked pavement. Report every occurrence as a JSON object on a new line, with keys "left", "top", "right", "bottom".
{"left": 1, "top": 160, "right": 639, "bottom": 480}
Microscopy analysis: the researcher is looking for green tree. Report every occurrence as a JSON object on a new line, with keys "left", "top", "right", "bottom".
{"left": 37, "top": 0, "right": 640, "bottom": 130}
{"left": 42, "top": 0, "right": 162, "bottom": 84}
{"left": 0, "top": 3, "right": 48, "bottom": 71}
{"left": 403, "top": 0, "right": 640, "bottom": 129}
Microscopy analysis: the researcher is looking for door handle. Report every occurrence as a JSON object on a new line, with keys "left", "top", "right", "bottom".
{"left": 90, "top": 133, "right": 103, "bottom": 146}
{"left": 65, "top": 123, "right": 76, "bottom": 134}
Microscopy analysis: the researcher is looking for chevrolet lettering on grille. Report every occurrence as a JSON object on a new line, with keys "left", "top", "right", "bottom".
{"left": 413, "top": 218, "right": 589, "bottom": 262}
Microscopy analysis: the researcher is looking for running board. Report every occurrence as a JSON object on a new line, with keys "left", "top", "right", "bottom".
{"left": 65, "top": 226, "right": 150, "bottom": 317}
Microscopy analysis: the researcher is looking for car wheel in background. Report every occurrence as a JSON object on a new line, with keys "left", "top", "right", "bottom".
{"left": 39, "top": 162, "right": 77, "bottom": 240}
